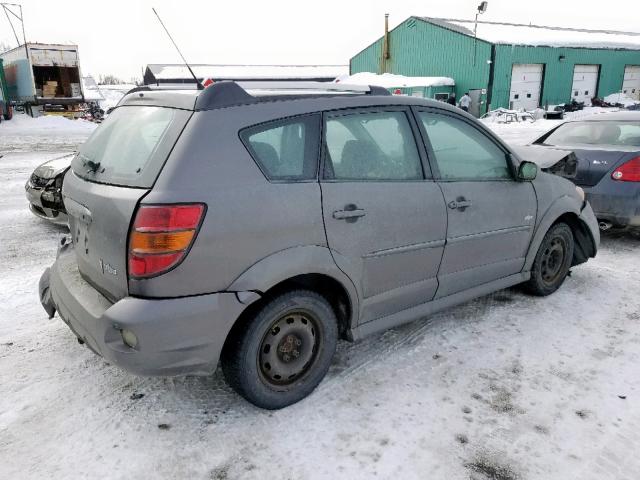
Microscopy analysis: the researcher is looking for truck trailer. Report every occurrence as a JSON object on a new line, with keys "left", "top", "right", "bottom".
{"left": 0, "top": 58, "right": 12, "bottom": 121}
{"left": 0, "top": 43, "right": 84, "bottom": 117}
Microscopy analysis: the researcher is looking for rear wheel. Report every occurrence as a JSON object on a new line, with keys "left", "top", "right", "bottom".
{"left": 3, "top": 105, "right": 13, "bottom": 121}
{"left": 525, "top": 222, "right": 574, "bottom": 296}
{"left": 222, "top": 290, "right": 338, "bottom": 409}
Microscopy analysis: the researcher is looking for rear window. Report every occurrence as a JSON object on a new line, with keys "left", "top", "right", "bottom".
{"left": 72, "top": 106, "right": 191, "bottom": 188}
{"left": 540, "top": 121, "right": 640, "bottom": 147}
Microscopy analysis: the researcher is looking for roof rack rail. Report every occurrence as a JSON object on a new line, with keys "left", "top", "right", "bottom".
{"left": 194, "top": 81, "right": 390, "bottom": 110}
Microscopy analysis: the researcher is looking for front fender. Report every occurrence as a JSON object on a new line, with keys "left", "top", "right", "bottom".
{"left": 228, "top": 245, "right": 360, "bottom": 326}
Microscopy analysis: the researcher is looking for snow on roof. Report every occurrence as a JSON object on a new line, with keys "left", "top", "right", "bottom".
{"left": 419, "top": 17, "right": 640, "bottom": 50}
{"left": 147, "top": 64, "right": 349, "bottom": 81}
{"left": 334, "top": 72, "right": 455, "bottom": 88}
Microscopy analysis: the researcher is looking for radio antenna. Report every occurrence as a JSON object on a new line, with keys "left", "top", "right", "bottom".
{"left": 152, "top": 7, "right": 204, "bottom": 90}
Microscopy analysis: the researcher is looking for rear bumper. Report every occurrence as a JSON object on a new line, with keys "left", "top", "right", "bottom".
{"left": 42, "top": 243, "right": 250, "bottom": 376}
{"left": 584, "top": 182, "right": 640, "bottom": 227}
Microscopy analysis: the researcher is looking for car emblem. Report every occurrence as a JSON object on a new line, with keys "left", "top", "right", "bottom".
{"left": 99, "top": 258, "right": 117, "bottom": 276}
{"left": 525, "top": 215, "right": 533, "bottom": 221}
{"left": 592, "top": 160, "right": 607, "bottom": 165}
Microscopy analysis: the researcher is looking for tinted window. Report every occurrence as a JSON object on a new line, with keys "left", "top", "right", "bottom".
{"left": 242, "top": 115, "right": 320, "bottom": 181}
{"left": 72, "top": 106, "right": 191, "bottom": 188}
{"left": 324, "top": 111, "right": 423, "bottom": 180}
{"left": 540, "top": 121, "right": 640, "bottom": 147}
{"left": 419, "top": 112, "right": 511, "bottom": 180}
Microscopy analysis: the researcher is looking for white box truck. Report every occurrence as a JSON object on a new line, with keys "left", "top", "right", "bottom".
{"left": 0, "top": 43, "right": 84, "bottom": 116}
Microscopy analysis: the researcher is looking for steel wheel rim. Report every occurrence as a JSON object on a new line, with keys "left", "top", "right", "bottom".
{"left": 540, "top": 236, "right": 566, "bottom": 284}
{"left": 258, "top": 310, "right": 320, "bottom": 386}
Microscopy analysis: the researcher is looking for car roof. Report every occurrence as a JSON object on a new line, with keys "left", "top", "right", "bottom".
{"left": 569, "top": 110, "right": 640, "bottom": 122}
{"left": 116, "top": 81, "right": 458, "bottom": 113}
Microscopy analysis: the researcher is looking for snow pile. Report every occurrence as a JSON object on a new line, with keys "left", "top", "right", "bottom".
{"left": 422, "top": 18, "right": 640, "bottom": 50}
{"left": 0, "top": 113, "right": 96, "bottom": 134}
{"left": 603, "top": 92, "right": 640, "bottom": 108}
{"left": 0, "top": 113, "right": 96, "bottom": 152}
{"left": 334, "top": 72, "right": 455, "bottom": 88}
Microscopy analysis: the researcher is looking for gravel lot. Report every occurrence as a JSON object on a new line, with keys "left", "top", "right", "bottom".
{"left": 1, "top": 114, "right": 639, "bottom": 480}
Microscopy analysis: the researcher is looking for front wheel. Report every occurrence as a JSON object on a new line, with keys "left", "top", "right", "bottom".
{"left": 222, "top": 290, "right": 338, "bottom": 409}
{"left": 525, "top": 222, "right": 574, "bottom": 296}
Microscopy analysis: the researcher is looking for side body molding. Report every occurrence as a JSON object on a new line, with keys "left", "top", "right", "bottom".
{"left": 227, "top": 245, "right": 360, "bottom": 327}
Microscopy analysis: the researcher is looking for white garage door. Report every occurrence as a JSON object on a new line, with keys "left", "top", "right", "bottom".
{"left": 571, "top": 65, "right": 599, "bottom": 105}
{"left": 510, "top": 64, "right": 543, "bottom": 111}
{"left": 623, "top": 65, "right": 640, "bottom": 101}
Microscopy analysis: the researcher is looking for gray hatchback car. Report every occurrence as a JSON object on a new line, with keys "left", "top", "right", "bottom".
{"left": 39, "top": 82, "right": 599, "bottom": 409}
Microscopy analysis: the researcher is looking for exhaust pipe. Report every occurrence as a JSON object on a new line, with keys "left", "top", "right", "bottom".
{"left": 598, "top": 221, "right": 613, "bottom": 231}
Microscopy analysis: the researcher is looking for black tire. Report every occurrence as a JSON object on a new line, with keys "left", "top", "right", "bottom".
{"left": 525, "top": 222, "right": 574, "bottom": 296}
{"left": 3, "top": 105, "right": 13, "bottom": 121}
{"left": 222, "top": 290, "right": 338, "bottom": 409}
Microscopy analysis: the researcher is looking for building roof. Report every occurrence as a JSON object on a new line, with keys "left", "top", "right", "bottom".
{"left": 145, "top": 64, "right": 349, "bottom": 82}
{"left": 335, "top": 72, "right": 455, "bottom": 88}
{"left": 418, "top": 17, "right": 640, "bottom": 50}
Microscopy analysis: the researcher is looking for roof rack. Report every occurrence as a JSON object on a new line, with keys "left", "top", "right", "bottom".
{"left": 194, "top": 81, "right": 391, "bottom": 110}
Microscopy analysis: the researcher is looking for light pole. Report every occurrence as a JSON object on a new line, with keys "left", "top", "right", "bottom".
{"left": 473, "top": 1, "right": 488, "bottom": 67}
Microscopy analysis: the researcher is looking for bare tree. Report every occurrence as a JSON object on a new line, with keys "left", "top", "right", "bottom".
{"left": 98, "top": 74, "right": 124, "bottom": 85}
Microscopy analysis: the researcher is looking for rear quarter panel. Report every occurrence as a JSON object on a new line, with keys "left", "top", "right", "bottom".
{"left": 129, "top": 106, "right": 327, "bottom": 298}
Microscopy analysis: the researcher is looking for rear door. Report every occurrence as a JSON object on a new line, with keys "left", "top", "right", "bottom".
{"left": 320, "top": 108, "right": 447, "bottom": 324}
{"left": 65, "top": 105, "right": 191, "bottom": 302}
{"left": 415, "top": 108, "right": 536, "bottom": 298}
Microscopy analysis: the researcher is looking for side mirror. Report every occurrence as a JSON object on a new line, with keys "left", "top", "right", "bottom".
{"left": 517, "top": 161, "right": 538, "bottom": 181}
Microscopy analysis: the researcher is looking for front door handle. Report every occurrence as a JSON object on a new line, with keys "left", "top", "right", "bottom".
{"left": 333, "top": 204, "right": 366, "bottom": 221}
{"left": 448, "top": 198, "right": 473, "bottom": 211}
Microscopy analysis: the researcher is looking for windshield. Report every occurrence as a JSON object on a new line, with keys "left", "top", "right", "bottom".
{"left": 72, "top": 106, "right": 191, "bottom": 188}
{"left": 540, "top": 121, "right": 640, "bottom": 147}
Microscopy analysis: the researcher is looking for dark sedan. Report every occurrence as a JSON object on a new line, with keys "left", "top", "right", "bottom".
{"left": 532, "top": 111, "right": 640, "bottom": 229}
{"left": 25, "top": 155, "right": 72, "bottom": 226}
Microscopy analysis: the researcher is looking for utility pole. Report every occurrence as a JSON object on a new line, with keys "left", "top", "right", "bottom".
{"left": 473, "top": 1, "right": 488, "bottom": 67}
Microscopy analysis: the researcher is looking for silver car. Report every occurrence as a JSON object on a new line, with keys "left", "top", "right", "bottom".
{"left": 39, "top": 82, "right": 599, "bottom": 409}
{"left": 25, "top": 155, "right": 72, "bottom": 225}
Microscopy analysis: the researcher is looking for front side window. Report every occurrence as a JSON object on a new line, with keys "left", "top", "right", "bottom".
{"left": 324, "top": 111, "right": 423, "bottom": 181}
{"left": 241, "top": 115, "right": 320, "bottom": 181}
{"left": 418, "top": 112, "right": 511, "bottom": 180}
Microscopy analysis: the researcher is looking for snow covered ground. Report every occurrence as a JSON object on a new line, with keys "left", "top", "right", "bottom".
{"left": 1, "top": 112, "right": 640, "bottom": 480}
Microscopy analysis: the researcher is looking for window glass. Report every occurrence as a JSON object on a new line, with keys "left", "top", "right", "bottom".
{"left": 72, "top": 106, "right": 191, "bottom": 188}
{"left": 242, "top": 115, "right": 319, "bottom": 180}
{"left": 324, "top": 111, "right": 423, "bottom": 180}
{"left": 541, "top": 121, "right": 640, "bottom": 147}
{"left": 419, "top": 112, "right": 511, "bottom": 180}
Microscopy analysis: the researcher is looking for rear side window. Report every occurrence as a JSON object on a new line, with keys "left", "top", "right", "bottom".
{"left": 241, "top": 115, "right": 320, "bottom": 181}
{"left": 72, "top": 106, "right": 191, "bottom": 188}
{"left": 419, "top": 112, "right": 511, "bottom": 180}
{"left": 324, "top": 111, "right": 423, "bottom": 181}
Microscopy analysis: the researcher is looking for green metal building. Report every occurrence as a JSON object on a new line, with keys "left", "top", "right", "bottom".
{"left": 351, "top": 17, "right": 640, "bottom": 116}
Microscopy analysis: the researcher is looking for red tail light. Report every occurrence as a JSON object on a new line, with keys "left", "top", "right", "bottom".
{"left": 611, "top": 157, "right": 640, "bottom": 182}
{"left": 128, "top": 204, "right": 206, "bottom": 278}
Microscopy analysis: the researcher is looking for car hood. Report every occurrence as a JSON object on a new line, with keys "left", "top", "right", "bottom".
{"left": 512, "top": 145, "right": 572, "bottom": 169}
{"left": 32, "top": 154, "right": 74, "bottom": 179}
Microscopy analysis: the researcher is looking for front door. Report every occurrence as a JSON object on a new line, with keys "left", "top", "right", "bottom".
{"left": 415, "top": 108, "right": 537, "bottom": 298}
{"left": 320, "top": 108, "right": 447, "bottom": 324}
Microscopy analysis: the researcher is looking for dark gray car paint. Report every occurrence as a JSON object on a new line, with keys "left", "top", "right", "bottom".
{"left": 42, "top": 89, "right": 600, "bottom": 377}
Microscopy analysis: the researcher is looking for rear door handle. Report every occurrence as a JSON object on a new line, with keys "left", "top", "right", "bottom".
{"left": 333, "top": 206, "right": 366, "bottom": 220}
{"left": 448, "top": 199, "right": 473, "bottom": 211}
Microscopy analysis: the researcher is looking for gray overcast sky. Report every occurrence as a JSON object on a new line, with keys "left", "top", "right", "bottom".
{"left": 1, "top": 0, "right": 639, "bottom": 81}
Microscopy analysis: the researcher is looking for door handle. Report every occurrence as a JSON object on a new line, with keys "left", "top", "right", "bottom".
{"left": 333, "top": 205, "right": 366, "bottom": 221}
{"left": 448, "top": 199, "right": 473, "bottom": 211}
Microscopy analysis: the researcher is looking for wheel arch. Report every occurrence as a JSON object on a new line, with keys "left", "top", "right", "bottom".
{"left": 525, "top": 196, "right": 595, "bottom": 271}
{"left": 227, "top": 245, "right": 359, "bottom": 338}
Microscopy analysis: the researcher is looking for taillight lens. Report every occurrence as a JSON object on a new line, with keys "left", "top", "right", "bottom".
{"left": 611, "top": 157, "right": 640, "bottom": 182}
{"left": 128, "top": 204, "right": 205, "bottom": 278}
